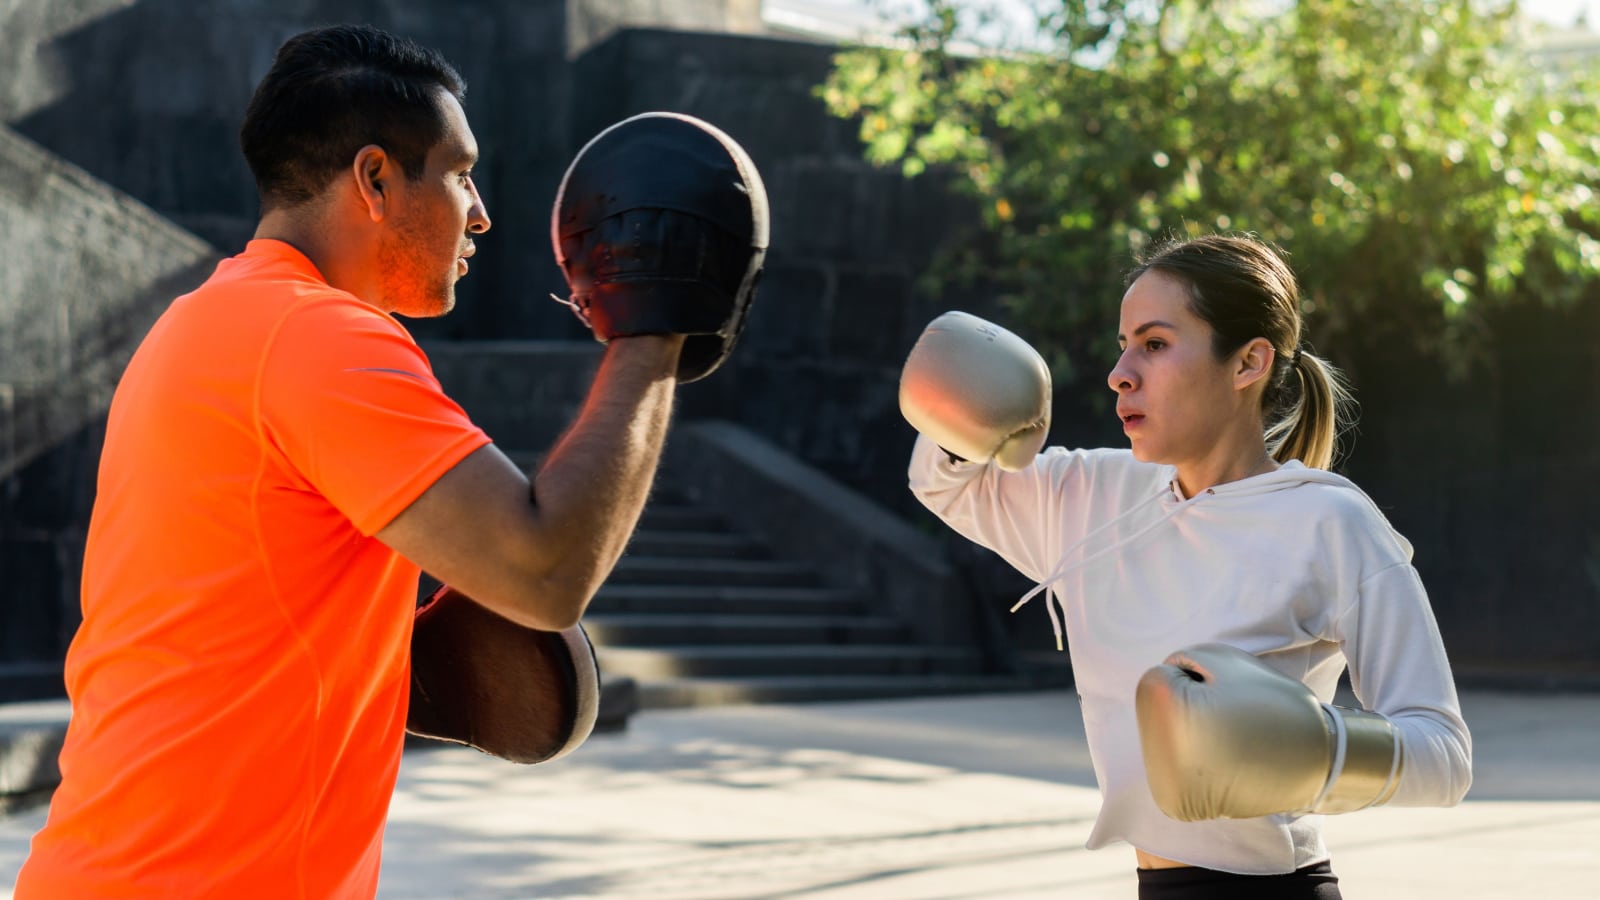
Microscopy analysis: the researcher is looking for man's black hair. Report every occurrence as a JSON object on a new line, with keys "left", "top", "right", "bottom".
{"left": 240, "top": 24, "right": 467, "bottom": 208}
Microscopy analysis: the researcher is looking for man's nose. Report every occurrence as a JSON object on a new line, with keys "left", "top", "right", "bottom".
{"left": 468, "top": 181, "right": 491, "bottom": 234}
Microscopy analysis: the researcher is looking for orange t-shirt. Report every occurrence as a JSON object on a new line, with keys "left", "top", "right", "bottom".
{"left": 16, "top": 240, "right": 490, "bottom": 898}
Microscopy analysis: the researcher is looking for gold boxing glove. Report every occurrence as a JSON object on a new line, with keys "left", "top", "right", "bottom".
{"left": 899, "top": 311, "right": 1051, "bottom": 471}
{"left": 1135, "top": 643, "right": 1403, "bottom": 821}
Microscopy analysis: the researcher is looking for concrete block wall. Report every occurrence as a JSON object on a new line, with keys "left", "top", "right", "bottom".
{"left": 1, "top": 1, "right": 1595, "bottom": 684}
{"left": 0, "top": 127, "right": 220, "bottom": 480}
{"left": 1, "top": 0, "right": 580, "bottom": 340}
{"left": 568, "top": 29, "right": 997, "bottom": 512}
{"left": 1337, "top": 302, "right": 1600, "bottom": 681}
{"left": 0, "top": 124, "right": 220, "bottom": 690}
{"left": 565, "top": 0, "right": 763, "bottom": 58}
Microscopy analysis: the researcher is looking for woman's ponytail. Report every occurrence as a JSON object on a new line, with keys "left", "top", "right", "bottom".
{"left": 1264, "top": 349, "right": 1357, "bottom": 470}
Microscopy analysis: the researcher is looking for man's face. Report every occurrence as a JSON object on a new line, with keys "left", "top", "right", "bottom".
{"left": 377, "top": 89, "right": 490, "bottom": 318}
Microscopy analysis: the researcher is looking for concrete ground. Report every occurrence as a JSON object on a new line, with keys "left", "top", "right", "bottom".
{"left": 3, "top": 687, "right": 1597, "bottom": 899}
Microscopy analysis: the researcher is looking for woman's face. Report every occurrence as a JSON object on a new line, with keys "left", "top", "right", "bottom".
{"left": 1108, "top": 271, "right": 1248, "bottom": 468}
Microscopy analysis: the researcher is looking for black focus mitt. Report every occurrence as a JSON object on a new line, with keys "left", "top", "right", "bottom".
{"left": 550, "top": 111, "right": 769, "bottom": 382}
{"left": 407, "top": 584, "right": 600, "bottom": 765}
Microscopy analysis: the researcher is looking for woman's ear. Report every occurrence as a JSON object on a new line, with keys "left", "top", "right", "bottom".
{"left": 1233, "top": 337, "right": 1275, "bottom": 392}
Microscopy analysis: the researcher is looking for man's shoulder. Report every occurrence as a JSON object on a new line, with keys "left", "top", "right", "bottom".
{"left": 174, "top": 248, "right": 344, "bottom": 322}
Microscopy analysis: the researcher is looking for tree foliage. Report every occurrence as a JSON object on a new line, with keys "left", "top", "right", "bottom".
{"left": 820, "top": 0, "right": 1600, "bottom": 383}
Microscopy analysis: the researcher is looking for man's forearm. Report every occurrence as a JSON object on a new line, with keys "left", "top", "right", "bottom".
{"left": 530, "top": 335, "right": 683, "bottom": 609}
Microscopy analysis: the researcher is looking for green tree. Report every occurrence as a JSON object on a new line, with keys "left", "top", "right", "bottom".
{"left": 820, "top": 0, "right": 1600, "bottom": 383}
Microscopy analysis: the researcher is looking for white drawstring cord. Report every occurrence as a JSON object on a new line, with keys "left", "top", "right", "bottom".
{"left": 1011, "top": 484, "right": 1184, "bottom": 651}
{"left": 549, "top": 292, "right": 592, "bottom": 328}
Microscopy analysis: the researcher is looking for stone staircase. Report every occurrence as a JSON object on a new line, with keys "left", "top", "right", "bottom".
{"left": 428, "top": 345, "right": 1052, "bottom": 712}
{"left": 584, "top": 478, "right": 1026, "bottom": 709}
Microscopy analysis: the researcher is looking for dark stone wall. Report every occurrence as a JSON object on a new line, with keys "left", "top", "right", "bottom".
{"left": 0, "top": 126, "right": 222, "bottom": 480}
{"left": 566, "top": 29, "right": 998, "bottom": 511}
{"left": 0, "top": 0, "right": 576, "bottom": 691}
{"left": 2, "top": 0, "right": 578, "bottom": 342}
{"left": 1338, "top": 301, "right": 1600, "bottom": 682}
{"left": 2, "top": 5, "right": 1595, "bottom": 688}
{"left": 0, "top": 427, "right": 99, "bottom": 700}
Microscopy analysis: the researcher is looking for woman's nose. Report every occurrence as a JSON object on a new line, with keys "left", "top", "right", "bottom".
{"left": 1107, "top": 352, "right": 1136, "bottom": 393}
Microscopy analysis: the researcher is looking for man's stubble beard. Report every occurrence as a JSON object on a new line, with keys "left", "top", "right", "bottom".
{"left": 377, "top": 227, "right": 457, "bottom": 319}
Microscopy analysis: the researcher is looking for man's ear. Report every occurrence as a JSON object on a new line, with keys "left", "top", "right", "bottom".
{"left": 352, "top": 145, "right": 390, "bottom": 222}
{"left": 1234, "top": 337, "right": 1275, "bottom": 392}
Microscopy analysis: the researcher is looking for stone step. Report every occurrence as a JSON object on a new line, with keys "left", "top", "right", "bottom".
{"left": 636, "top": 674, "right": 1036, "bottom": 709}
{"left": 607, "top": 556, "right": 819, "bottom": 587}
{"left": 580, "top": 613, "right": 908, "bottom": 646}
{"left": 587, "top": 584, "right": 864, "bottom": 617}
{"left": 624, "top": 529, "right": 768, "bottom": 559}
{"left": 636, "top": 505, "right": 729, "bottom": 533}
{"left": 0, "top": 699, "right": 69, "bottom": 814}
{"left": 0, "top": 663, "right": 64, "bottom": 704}
{"left": 495, "top": 442, "right": 1013, "bottom": 711}
{"left": 597, "top": 644, "right": 985, "bottom": 679}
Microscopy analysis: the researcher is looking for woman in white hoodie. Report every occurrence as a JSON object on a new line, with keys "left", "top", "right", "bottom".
{"left": 901, "top": 233, "right": 1472, "bottom": 899}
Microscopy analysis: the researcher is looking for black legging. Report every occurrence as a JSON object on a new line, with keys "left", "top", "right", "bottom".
{"left": 1137, "top": 861, "right": 1342, "bottom": 899}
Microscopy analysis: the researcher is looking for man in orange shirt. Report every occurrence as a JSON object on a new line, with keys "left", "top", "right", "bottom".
{"left": 16, "top": 24, "right": 766, "bottom": 898}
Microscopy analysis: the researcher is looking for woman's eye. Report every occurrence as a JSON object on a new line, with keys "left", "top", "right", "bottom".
{"left": 1145, "top": 339, "right": 1165, "bottom": 351}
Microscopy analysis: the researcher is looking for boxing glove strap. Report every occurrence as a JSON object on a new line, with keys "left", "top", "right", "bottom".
{"left": 1309, "top": 704, "right": 1404, "bottom": 815}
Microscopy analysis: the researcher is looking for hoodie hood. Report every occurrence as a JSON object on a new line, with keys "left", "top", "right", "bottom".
{"left": 1194, "top": 460, "right": 1413, "bottom": 557}
{"left": 1168, "top": 459, "right": 1351, "bottom": 499}
{"left": 1200, "top": 459, "right": 1344, "bottom": 496}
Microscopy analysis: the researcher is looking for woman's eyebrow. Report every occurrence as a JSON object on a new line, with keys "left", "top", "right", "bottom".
{"left": 1118, "top": 320, "right": 1177, "bottom": 341}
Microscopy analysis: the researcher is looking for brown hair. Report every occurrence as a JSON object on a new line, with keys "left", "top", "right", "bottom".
{"left": 1125, "top": 233, "right": 1356, "bottom": 469}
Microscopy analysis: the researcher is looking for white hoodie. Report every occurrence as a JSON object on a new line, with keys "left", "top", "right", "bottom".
{"left": 909, "top": 435, "right": 1473, "bottom": 875}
